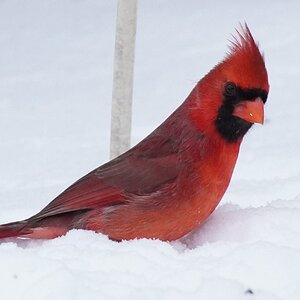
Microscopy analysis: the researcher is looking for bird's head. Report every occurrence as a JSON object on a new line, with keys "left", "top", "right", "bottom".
{"left": 189, "top": 24, "right": 269, "bottom": 143}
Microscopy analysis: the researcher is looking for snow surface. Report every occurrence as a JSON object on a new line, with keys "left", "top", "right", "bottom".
{"left": 0, "top": 1, "right": 300, "bottom": 299}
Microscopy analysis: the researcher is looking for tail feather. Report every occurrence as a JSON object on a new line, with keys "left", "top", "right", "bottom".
{"left": 0, "top": 220, "right": 70, "bottom": 239}
{"left": 0, "top": 210, "right": 87, "bottom": 240}
{"left": 0, "top": 221, "right": 31, "bottom": 239}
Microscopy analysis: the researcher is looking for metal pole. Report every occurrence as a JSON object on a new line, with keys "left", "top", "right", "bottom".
{"left": 110, "top": 0, "right": 137, "bottom": 159}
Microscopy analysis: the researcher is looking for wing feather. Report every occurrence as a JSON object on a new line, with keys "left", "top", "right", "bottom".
{"left": 32, "top": 134, "right": 180, "bottom": 220}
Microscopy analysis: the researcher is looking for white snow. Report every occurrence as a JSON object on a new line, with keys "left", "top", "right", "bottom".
{"left": 0, "top": 1, "right": 299, "bottom": 299}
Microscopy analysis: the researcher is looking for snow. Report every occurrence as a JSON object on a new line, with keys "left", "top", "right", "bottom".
{"left": 0, "top": 1, "right": 299, "bottom": 299}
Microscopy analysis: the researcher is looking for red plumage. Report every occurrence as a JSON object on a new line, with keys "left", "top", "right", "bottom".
{"left": 0, "top": 24, "right": 269, "bottom": 241}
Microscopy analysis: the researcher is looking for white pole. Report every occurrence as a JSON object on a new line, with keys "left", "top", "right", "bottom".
{"left": 110, "top": 0, "right": 137, "bottom": 159}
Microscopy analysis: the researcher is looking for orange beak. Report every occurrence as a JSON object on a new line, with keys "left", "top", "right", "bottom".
{"left": 232, "top": 97, "right": 264, "bottom": 124}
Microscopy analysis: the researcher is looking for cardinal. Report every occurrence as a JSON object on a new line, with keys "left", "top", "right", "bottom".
{"left": 0, "top": 24, "right": 269, "bottom": 241}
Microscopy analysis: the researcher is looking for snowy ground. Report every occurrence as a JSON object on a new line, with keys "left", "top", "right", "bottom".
{"left": 0, "top": 1, "right": 300, "bottom": 299}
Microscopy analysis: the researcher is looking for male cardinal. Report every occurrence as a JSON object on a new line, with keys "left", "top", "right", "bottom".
{"left": 0, "top": 25, "right": 269, "bottom": 241}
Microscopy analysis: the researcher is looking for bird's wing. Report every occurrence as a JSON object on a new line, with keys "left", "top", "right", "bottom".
{"left": 32, "top": 133, "right": 180, "bottom": 220}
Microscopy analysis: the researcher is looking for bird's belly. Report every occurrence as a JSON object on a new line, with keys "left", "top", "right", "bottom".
{"left": 85, "top": 147, "right": 238, "bottom": 241}
{"left": 84, "top": 175, "right": 232, "bottom": 242}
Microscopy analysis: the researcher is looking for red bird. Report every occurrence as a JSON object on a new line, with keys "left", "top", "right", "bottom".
{"left": 0, "top": 25, "right": 269, "bottom": 241}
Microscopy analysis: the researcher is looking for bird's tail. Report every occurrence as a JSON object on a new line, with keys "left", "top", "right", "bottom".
{"left": 0, "top": 210, "right": 86, "bottom": 240}
{"left": 0, "top": 218, "right": 69, "bottom": 239}
{"left": 0, "top": 220, "right": 30, "bottom": 239}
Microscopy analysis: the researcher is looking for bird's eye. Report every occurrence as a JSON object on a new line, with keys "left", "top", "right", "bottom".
{"left": 224, "top": 82, "right": 236, "bottom": 97}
